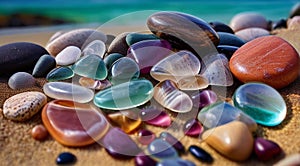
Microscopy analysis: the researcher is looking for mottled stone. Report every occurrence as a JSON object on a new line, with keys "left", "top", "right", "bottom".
{"left": 8, "top": 72, "right": 35, "bottom": 89}
{"left": 3, "top": 92, "right": 47, "bottom": 121}
{"left": 160, "top": 132, "right": 185, "bottom": 154}
{"left": 107, "top": 32, "right": 129, "bottom": 56}
{"left": 191, "top": 90, "right": 218, "bottom": 108}
{"left": 126, "top": 33, "right": 158, "bottom": 46}
{"left": 157, "top": 158, "right": 195, "bottom": 166}
{"left": 209, "top": 21, "right": 234, "bottom": 34}
{"left": 254, "top": 137, "right": 282, "bottom": 161}
{"left": 103, "top": 53, "right": 124, "bottom": 70}
{"left": 139, "top": 107, "right": 171, "bottom": 127}
{"left": 235, "top": 27, "right": 269, "bottom": 42}
{"left": 55, "top": 46, "right": 81, "bottom": 66}
{"left": 31, "top": 124, "right": 48, "bottom": 141}
{"left": 46, "top": 66, "right": 74, "bottom": 82}
{"left": 82, "top": 40, "right": 106, "bottom": 58}
{"left": 147, "top": 139, "right": 178, "bottom": 160}
{"left": 230, "top": 12, "right": 269, "bottom": 32}
{"left": 137, "top": 129, "right": 156, "bottom": 145}
{"left": 176, "top": 75, "right": 209, "bottom": 91}
{"left": 183, "top": 119, "right": 203, "bottom": 137}
{"left": 289, "top": 2, "right": 300, "bottom": 18}
{"left": 78, "top": 77, "right": 111, "bottom": 90}
{"left": 189, "top": 145, "right": 213, "bottom": 163}
{"left": 32, "top": 54, "right": 56, "bottom": 77}
{"left": 217, "top": 45, "right": 239, "bottom": 59}
{"left": 135, "top": 152, "right": 157, "bottom": 166}
{"left": 56, "top": 152, "right": 77, "bottom": 165}
{"left": 274, "top": 153, "right": 300, "bottom": 166}
{"left": 217, "top": 32, "right": 245, "bottom": 47}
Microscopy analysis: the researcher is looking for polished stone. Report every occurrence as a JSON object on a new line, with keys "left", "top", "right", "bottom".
{"left": 103, "top": 53, "right": 124, "bottom": 70}
{"left": 78, "top": 77, "right": 111, "bottom": 90}
{"left": 254, "top": 137, "right": 282, "bottom": 161}
{"left": 230, "top": 12, "right": 269, "bottom": 32}
{"left": 216, "top": 45, "right": 239, "bottom": 59}
{"left": 56, "top": 152, "right": 77, "bottom": 165}
{"left": 126, "top": 33, "right": 158, "bottom": 46}
{"left": 32, "top": 54, "right": 56, "bottom": 77}
{"left": 139, "top": 107, "right": 171, "bottom": 127}
{"left": 31, "top": 124, "right": 48, "bottom": 141}
{"left": 55, "top": 46, "right": 81, "bottom": 66}
{"left": 217, "top": 32, "right": 245, "bottom": 47}
{"left": 46, "top": 66, "right": 74, "bottom": 82}
{"left": 233, "top": 83, "right": 287, "bottom": 126}
{"left": 135, "top": 152, "right": 157, "bottom": 166}
{"left": 235, "top": 27, "right": 269, "bottom": 42}
{"left": 189, "top": 145, "right": 213, "bottom": 163}
{"left": 147, "top": 139, "right": 178, "bottom": 160}
{"left": 160, "top": 132, "right": 185, "bottom": 154}
{"left": 191, "top": 90, "right": 218, "bottom": 108}
{"left": 176, "top": 75, "right": 209, "bottom": 90}
{"left": 107, "top": 32, "right": 129, "bottom": 56}
{"left": 157, "top": 158, "right": 196, "bottom": 166}
{"left": 137, "top": 129, "right": 156, "bottom": 145}
{"left": 209, "top": 21, "right": 234, "bottom": 34}
{"left": 8, "top": 72, "right": 36, "bottom": 89}
{"left": 183, "top": 119, "right": 203, "bottom": 137}
{"left": 272, "top": 19, "right": 287, "bottom": 30}
{"left": 82, "top": 40, "right": 106, "bottom": 58}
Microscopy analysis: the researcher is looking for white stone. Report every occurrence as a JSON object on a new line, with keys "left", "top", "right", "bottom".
{"left": 82, "top": 40, "right": 106, "bottom": 58}
{"left": 55, "top": 46, "right": 81, "bottom": 66}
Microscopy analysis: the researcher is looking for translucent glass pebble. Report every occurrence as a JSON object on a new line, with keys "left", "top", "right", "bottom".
{"left": 233, "top": 82, "right": 287, "bottom": 126}
{"left": 147, "top": 139, "right": 178, "bottom": 161}
{"left": 46, "top": 66, "right": 74, "bottom": 82}
{"left": 43, "top": 82, "right": 94, "bottom": 103}
{"left": 82, "top": 40, "right": 106, "bottom": 58}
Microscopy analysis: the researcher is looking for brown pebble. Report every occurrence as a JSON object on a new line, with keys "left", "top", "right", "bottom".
{"left": 31, "top": 124, "right": 48, "bottom": 141}
{"left": 106, "top": 32, "right": 129, "bottom": 56}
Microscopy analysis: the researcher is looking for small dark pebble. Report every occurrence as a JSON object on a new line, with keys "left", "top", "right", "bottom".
{"left": 272, "top": 19, "right": 287, "bottom": 30}
{"left": 189, "top": 145, "right": 213, "bottom": 163}
{"left": 217, "top": 32, "right": 245, "bottom": 47}
{"left": 135, "top": 152, "right": 157, "bottom": 166}
{"left": 209, "top": 21, "right": 234, "bottom": 34}
{"left": 56, "top": 152, "right": 77, "bottom": 165}
{"left": 217, "top": 45, "right": 239, "bottom": 59}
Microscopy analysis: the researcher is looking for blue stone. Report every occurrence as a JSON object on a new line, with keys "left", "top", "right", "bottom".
{"left": 56, "top": 152, "right": 76, "bottom": 165}
{"left": 189, "top": 145, "right": 213, "bottom": 163}
{"left": 46, "top": 66, "right": 74, "bottom": 82}
{"left": 157, "top": 158, "right": 196, "bottom": 166}
{"left": 159, "top": 132, "right": 185, "bottom": 154}
{"left": 147, "top": 139, "right": 178, "bottom": 160}
{"left": 218, "top": 32, "right": 245, "bottom": 47}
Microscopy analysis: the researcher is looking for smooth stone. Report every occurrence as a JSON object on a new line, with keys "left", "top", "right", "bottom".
{"left": 3, "top": 92, "right": 47, "bottom": 122}
{"left": 31, "top": 124, "right": 48, "bottom": 141}
{"left": 216, "top": 45, "right": 239, "bottom": 59}
{"left": 202, "top": 121, "right": 254, "bottom": 161}
{"left": 160, "top": 132, "right": 185, "bottom": 154}
{"left": 135, "top": 152, "right": 157, "bottom": 166}
{"left": 230, "top": 12, "right": 269, "bottom": 32}
{"left": 100, "top": 127, "right": 141, "bottom": 158}
{"left": 127, "top": 39, "right": 172, "bottom": 74}
{"left": 137, "top": 129, "right": 156, "bottom": 145}
{"left": 289, "top": 2, "right": 300, "bottom": 18}
{"left": 209, "top": 21, "right": 234, "bottom": 34}
{"left": 139, "top": 107, "right": 171, "bottom": 127}
{"left": 105, "top": 34, "right": 116, "bottom": 48}
{"left": 274, "top": 153, "right": 300, "bottom": 166}
{"left": 147, "top": 139, "right": 178, "bottom": 160}
{"left": 108, "top": 57, "right": 140, "bottom": 85}
{"left": 46, "top": 29, "right": 107, "bottom": 56}
{"left": 183, "top": 119, "right": 203, "bottom": 137}
{"left": 42, "top": 100, "right": 109, "bottom": 147}
{"left": 103, "top": 53, "right": 124, "bottom": 70}
{"left": 254, "top": 137, "right": 282, "bottom": 161}
{"left": 8, "top": 72, "right": 35, "bottom": 89}
{"left": 78, "top": 77, "right": 111, "bottom": 90}
{"left": 94, "top": 79, "right": 154, "bottom": 110}
{"left": 147, "top": 11, "right": 219, "bottom": 57}
{"left": 107, "top": 110, "right": 142, "bottom": 134}
{"left": 46, "top": 66, "right": 74, "bottom": 82}
{"left": 191, "top": 90, "right": 218, "bottom": 109}
{"left": 81, "top": 40, "right": 106, "bottom": 58}
{"left": 229, "top": 36, "right": 300, "bottom": 89}
{"left": 157, "top": 158, "right": 195, "bottom": 166}
{"left": 72, "top": 54, "right": 107, "bottom": 80}
{"left": 189, "top": 145, "right": 213, "bottom": 163}
{"left": 32, "top": 54, "right": 56, "bottom": 77}
{"left": 153, "top": 80, "right": 193, "bottom": 113}
{"left": 0, "top": 42, "right": 49, "bottom": 74}
{"left": 217, "top": 32, "right": 245, "bottom": 47}
{"left": 198, "top": 102, "right": 257, "bottom": 132}
{"left": 56, "top": 152, "right": 77, "bottom": 165}
{"left": 235, "top": 27, "right": 270, "bottom": 42}
{"left": 150, "top": 50, "right": 201, "bottom": 82}
{"left": 43, "top": 82, "right": 94, "bottom": 103}
{"left": 48, "top": 31, "right": 65, "bottom": 44}
{"left": 272, "top": 19, "right": 287, "bottom": 30}
{"left": 107, "top": 32, "right": 129, "bottom": 56}
{"left": 176, "top": 75, "right": 209, "bottom": 91}
{"left": 126, "top": 33, "right": 158, "bottom": 46}
{"left": 55, "top": 46, "right": 81, "bottom": 66}
{"left": 288, "top": 16, "right": 300, "bottom": 30}
{"left": 276, "top": 29, "right": 300, "bottom": 54}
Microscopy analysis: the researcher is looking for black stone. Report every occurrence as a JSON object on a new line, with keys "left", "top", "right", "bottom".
{"left": 217, "top": 32, "right": 245, "bottom": 47}
{"left": 56, "top": 152, "right": 77, "bottom": 165}
{"left": 189, "top": 145, "right": 213, "bottom": 163}
{"left": 209, "top": 21, "right": 234, "bottom": 34}
{"left": 289, "top": 2, "right": 300, "bottom": 18}
{"left": 32, "top": 54, "right": 56, "bottom": 77}
{"left": 217, "top": 45, "right": 239, "bottom": 59}
{"left": 126, "top": 33, "right": 159, "bottom": 46}
{"left": 103, "top": 53, "right": 124, "bottom": 70}
{"left": 159, "top": 132, "right": 185, "bottom": 154}
{"left": 272, "top": 19, "right": 287, "bottom": 30}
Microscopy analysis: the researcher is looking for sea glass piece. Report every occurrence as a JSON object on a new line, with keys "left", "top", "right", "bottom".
{"left": 191, "top": 90, "right": 218, "bottom": 108}
{"left": 233, "top": 82, "right": 287, "bottom": 126}
{"left": 147, "top": 139, "right": 178, "bottom": 161}
{"left": 82, "top": 40, "right": 106, "bottom": 58}
{"left": 43, "top": 82, "right": 94, "bottom": 103}
{"left": 126, "top": 33, "right": 159, "bottom": 46}
{"left": 46, "top": 66, "right": 74, "bottom": 82}
{"left": 183, "top": 119, "right": 203, "bottom": 137}
{"left": 79, "top": 77, "right": 111, "bottom": 90}
{"left": 137, "top": 129, "right": 156, "bottom": 145}
{"left": 94, "top": 79, "right": 154, "bottom": 110}
{"left": 176, "top": 75, "right": 209, "bottom": 90}
{"left": 153, "top": 80, "right": 193, "bottom": 113}
{"left": 139, "top": 107, "right": 171, "bottom": 127}
{"left": 104, "top": 53, "right": 124, "bottom": 70}
{"left": 160, "top": 132, "right": 185, "bottom": 154}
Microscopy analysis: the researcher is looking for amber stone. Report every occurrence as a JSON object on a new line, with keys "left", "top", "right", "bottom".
{"left": 31, "top": 124, "right": 48, "bottom": 141}
{"left": 229, "top": 36, "right": 300, "bottom": 89}
{"left": 42, "top": 100, "right": 109, "bottom": 147}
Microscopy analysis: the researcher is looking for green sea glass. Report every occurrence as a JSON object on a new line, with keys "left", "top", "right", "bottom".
{"left": 46, "top": 66, "right": 74, "bottom": 82}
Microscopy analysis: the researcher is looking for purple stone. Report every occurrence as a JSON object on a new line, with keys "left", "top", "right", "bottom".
{"left": 100, "top": 127, "right": 141, "bottom": 159}
{"left": 191, "top": 90, "right": 218, "bottom": 108}
{"left": 159, "top": 132, "right": 185, "bottom": 154}
{"left": 183, "top": 119, "right": 203, "bottom": 137}
{"left": 127, "top": 39, "right": 172, "bottom": 74}
{"left": 135, "top": 152, "right": 157, "bottom": 166}
{"left": 139, "top": 108, "right": 171, "bottom": 127}
{"left": 254, "top": 137, "right": 282, "bottom": 161}
{"left": 138, "top": 129, "right": 156, "bottom": 145}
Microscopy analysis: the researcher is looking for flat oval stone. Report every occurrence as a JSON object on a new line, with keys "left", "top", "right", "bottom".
{"left": 183, "top": 119, "right": 203, "bottom": 137}
{"left": 43, "top": 82, "right": 94, "bottom": 103}
{"left": 127, "top": 39, "right": 172, "bottom": 74}
{"left": 82, "top": 40, "right": 106, "bottom": 58}
{"left": 229, "top": 36, "right": 300, "bottom": 89}
{"left": 176, "top": 75, "right": 209, "bottom": 91}
{"left": 157, "top": 158, "right": 195, "bottom": 166}
{"left": 55, "top": 46, "right": 81, "bottom": 66}
{"left": 153, "top": 80, "right": 193, "bottom": 113}
{"left": 107, "top": 32, "right": 129, "bottom": 56}
{"left": 289, "top": 2, "right": 300, "bottom": 18}
{"left": 56, "top": 152, "right": 77, "bottom": 165}
{"left": 230, "top": 12, "right": 269, "bottom": 32}
{"left": 217, "top": 32, "right": 245, "bottom": 47}
{"left": 8, "top": 72, "right": 35, "bottom": 89}
{"left": 191, "top": 90, "right": 218, "bottom": 109}
{"left": 42, "top": 100, "right": 109, "bottom": 147}
{"left": 137, "top": 129, "right": 156, "bottom": 145}
{"left": 160, "top": 132, "right": 185, "bottom": 154}
{"left": 46, "top": 29, "right": 107, "bottom": 56}
{"left": 94, "top": 79, "right": 153, "bottom": 110}
{"left": 135, "top": 152, "right": 157, "bottom": 166}
{"left": 126, "top": 33, "right": 158, "bottom": 46}
{"left": 254, "top": 137, "right": 282, "bottom": 161}
{"left": 31, "top": 124, "right": 48, "bottom": 141}
{"left": 209, "top": 21, "right": 234, "bottom": 34}
{"left": 32, "top": 54, "right": 56, "bottom": 77}
{"left": 46, "top": 66, "right": 74, "bottom": 82}
{"left": 274, "top": 153, "right": 300, "bottom": 166}
{"left": 235, "top": 28, "right": 269, "bottom": 42}
{"left": 147, "top": 139, "right": 178, "bottom": 160}
{"left": 216, "top": 45, "right": 239, "bottom": 59}
{"left": 3, "top": 92, "right": 47, "bottom": 121}
{"left": 78, "top": 77, "right": 111, "bottom": 90}
{"left": 189, "top": 145, "right": 213, "bottom": 163}
{"left": 72, "top": 54, "right": 107, "bottom": 80}
{"left": 233, "top": 83, "right": 287, "bottom": 126}
{"left": 0, "top": 42, "right": 49, "bottom": 74}
{"left": 202, "top": 121, "right": 254, "bottom": 161}
{"left": 104, "top": 53, "right": 124, "bottom": 70}
{"left": 139, "top": 107, "right": 171, "bottom": 127}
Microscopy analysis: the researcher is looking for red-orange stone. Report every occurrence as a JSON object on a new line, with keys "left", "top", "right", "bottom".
{"left": 229, "top": 36, "right": 300, "bottom": 89}
{"left": 31, "top": 124, "right": 48, "bottom": 141}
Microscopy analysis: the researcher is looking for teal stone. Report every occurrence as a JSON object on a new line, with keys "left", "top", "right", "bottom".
{"left": 233, "top": 83, "right": 287, "bottom": 126}
{"left": 32, "top": 54, "right": 56, "bottom": 77}
{"left": 103, "top": 53, "right": 124, "bottom": 70}
{"left": 72, "top": 54, "right": 107, "bottom": 80}
{"left": 147, "top": 139, "right": 178, "bottom": 161}
{"left": 126, "top": 33, "right": 159, "bottom": 46}
{"left": 46, "top": 66, "right": 74, "bottom": 82}
{"left": 108, "top": 57, "right": 140, "bottom": 85}
{"left": 94, "top": 79, "right": 154, "bottom": 111}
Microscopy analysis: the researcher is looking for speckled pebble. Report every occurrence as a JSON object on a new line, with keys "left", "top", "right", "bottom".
{"left": 8, "top": 72, "right": 36, "bottom": 90}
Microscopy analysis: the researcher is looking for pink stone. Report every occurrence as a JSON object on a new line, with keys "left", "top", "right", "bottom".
{"left": 139, "top": 107, "right": 171, "bottom": 127}
{"left": 137, "top": 129, "right": 156, "bottom": 145}
{"left": 183, "top": 119, "right": 203, "bottom": 137}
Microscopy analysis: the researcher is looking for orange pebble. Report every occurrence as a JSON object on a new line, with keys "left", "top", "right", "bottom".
{"left": 31, "top": 124, "right": 48, "bottom": 141}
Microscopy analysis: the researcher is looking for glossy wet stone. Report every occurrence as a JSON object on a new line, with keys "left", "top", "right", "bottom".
{"left": 139, "top": 107, "right": 171, "bottom": 127}
{"left": 82, "top": 40, "right": 106, "bottom": 58}
{"left": 31, "top": 124, "right": 48, "bottom": 141}
{"left": 217, "top": 32, "right": 245, "bottom": 47}
{"left": 107, "top": 32, "right": 129, "bottom": 56}
{"left": 72, "top": 54, "right": 107, "bottom": 80}
{"left": 274, "top": 153, "right": 300, "bottom": 166}
{"left": 183, "top": 119, "right": 203, "bottom": 137}
{"left": 147, "top": 139, "right": 178, "bottom": 160}
{"left": 176, "top": 75, "right": 209, "bottom": 91}
{"left": 216, "top": 45, "right": 239, "bottom": 59}
{"left": 46, "top": 66, "right": 74, "bottom": 82}
{"left": 32, "top": 54, "right": 56, "bottom": 77}
{"left": 55, "top": 46, "right": 81, "bottom": 66}
{"left": 126, "top": 33, "right": 158, "bottom": 46}
{"left": 100, "top": 127, "right": 141, "bottom": 158}
{"left": 202, "top": 121, "right": 254, "bottom": 161}
{"left": 235, "top": 27, "right": 269, "bottom": 42}
{"left": 272, "top": 19, "right": 287, "bottom": 30}
{"left": 157, "top": 158, "right": 195, "bottom": 166}
{"left": 43, "top": 82, "right": 94, "bottom": 103}
{"left": 191, "top": 90, "right": 218, "bottom": 108}
{"left": 160, "top": 132, "right": 185, "bottom": 154}
{"left": 254, "top": 137, "right": 282, "bottom": 161}
{"left": 189, "top": 145, "right": 213, "bottom": 163}
{"left": 230, "top": 12, "right": 269, "bottom": 32}
{"left": 135, "top": 152, "right": 157, "bottom": 166}
{"left": 8, "top": 72, "right": 35, "bottom": 90}
{"left": 103, "top": 53, "right": 124, "bottom": 70}
{"left": 94, "top": 79, "right": 153, "bottom": 110}
{"left": 154, "top": 80, "right": 193, "bottom": 113}
{"left": 108, "top": 57, "right": 140, "bottom": 85}
{"left": 42, "top": 100, "right": 109, "bottom": 147}
{"left": 137, "top": 129, "right": 156, "bottom": 145}
{"left": 56, "top": 152, "right": 77, "bottom": 165}
{"left": 233, "top": 82, "right": 287, "bottom": 126}
{"left": 150, "top": 50, "right": 200, "bottom": 82}
{"left": 78, "top": 77, "right": 111, "bottom": 90}
{"left": 209, "top": 21, "right": 234, "bottom": 34}
{"left": 127, "top": 39, "right": 172, "bottom": 74}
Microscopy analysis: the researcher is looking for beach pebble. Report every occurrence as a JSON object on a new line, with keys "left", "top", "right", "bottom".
{"left": 46, "top": 29, "right": 107, "bottom": 56}
{"left": 46, "top": 66, "right": 74, "bottom": 82}
{"left": 126, "top": 33, "right": 158, "bottom": 46}
{"left": 209, "top": 21, "right": 234, "bottom": 33}
{"left": 254, "top": 137, "right": 282, "bottom": 161}
{"left": 0, "top": 42, "right": 48, "bottom": 74}
{"left": 56, "top": 152, "right": 77, "bottom": 165}
{"left": 183, "top": 119, "right": 203, "bottom": 137}
{"left": 229, "top": 36, "right": 300, "bottom": 89}
{"left": 235, "top": 27, "right": 270, "bottom": 42}
{"left": 31, "top": 124, "right": 48, "bottom": 141}
{"left": 55, "top": 46, "right": 81, "bottom": 66}
{"left": 289, "top": 2, "right": 300, "bottom": 18}
{"left": 137, "top": 129, "right": 156, "bottom": 145}
{"left": 8, "top": 72, "right": 35, "bottom": 89}
{"left": 3, "top": 92, "right": 47, "bottom": 121}
{"left": 230, "top": 12, "right": 268, "bottom": 32}
{"left": 147, "top": 139, "right": 178, "bottom": 160}
{"left": 103, "top": 53, "right": 124, "bottom": 70}
{"left": 32, "top": 54, "right": 56, "bottom": 77}
{"left": 189, "top": 145, "right": 213, "bottom": 163}
{"left": 139, "top": 107, "right": 171, "bottom": 127}
{"left": 157, "top": 158, "right": 195, "bottom": 166}
{"left": 107, "top": 32, "right": 129, "bottom": 56}
{"left": 135, "top": 152, "right": 157, "bottom": 166}
{"left": 160, "top": 132, "right": 185, "bottom": 154}
{"left": 217, "top": 45, "right": 239, "bottom": 59}
{"left": 274, "top": 153, "right": 300, "bottom": 166}
{"left": 272, "top": 19, "right": 287, "bottom": 30}
{"left": 82, "top": 40, "right": 106, "bottom": 58}
{"left": 217, "top": 32, "right": 245, "bottom": 47}
{"left": 287, "top": 16, "right": 300, "bottom": 30}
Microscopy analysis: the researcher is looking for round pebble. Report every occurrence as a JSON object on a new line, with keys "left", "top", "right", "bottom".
{"left": 235, "top": 27, "right": 269, "bottom": 42}
{"left": 254, "top": 137, "right": 282, "bottom": 161}
{"left": 217, "top": 32, "right": 245, "bottom": 47}
{"left": 107, "top": 32, "right": 129, "bottom": 56}
{"left": 189, "top": 145, "right": 213, "bottom": 163}
{"left": 135, "top": 152, "right": 157, "bottom": 166}
{"left": 138, "top": 129, "right": 156, "bottom": 145}
{"left": 55, "top": 46, "right": 81, "bottom": 66}
{"left": 31, "top": 124, "right": 48, "bottom": 141}
{"left": 56, "top": 152, "right": 77, "bottom": 165}
{"left": 230, "top": 12, "right": 269, "bottom": 32}
{"left": 8, "top": 72, "right": 35, "bottom": 90}
{"left": 209, "top": 21, "right": 234, "bottom": 33}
